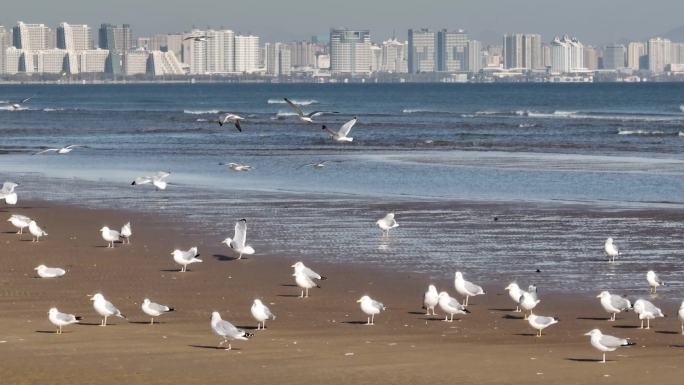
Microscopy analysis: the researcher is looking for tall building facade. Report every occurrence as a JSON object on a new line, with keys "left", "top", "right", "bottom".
{"left": 57, "top": 23, "right": 92, "bottom": 51}
{"left": 329, "top": 28, "right": 371, "bottom": 75}
{"left": 381, "top": 39, "right": 408, "bottom": 73}
{"left": 289, "top": 40, "right": 317, "bottom": 68}
{"left": 647, "top": 37, "right": 671, "bottom": 73}
{"left": 503, "top": 33, "right": 542, "bottom": 69}
{"left": 234, "top": 35, "right": 260, "bottom": 73}
{"left": 466, "top": 40, "right": 482, "bottom": 73}
{"left": 265, "top": 42, "right": 292, "bottom": 76}
{"left": 627, "top": 42, "right": 646, "bottom": 70}
{"left": 437, "top": 29, "right": 467, "bottom": 72}
{"left": 206, "top": 29, "right": 235, "bottom": 73}
{"left": 408, "top": 28, "right": 435, "bottom": 73}
{"left": 603, "top": 44, "right": 625, "bottom": 69}
{"left": 0, "top": 26, "right": 9, "bottom": 74}
{"left": 13, "top": 21, "right": 50, "bottom": 51}
{"left": 98, "top": 23, "right": 132, "bottom": 75}
{"left": 551, "top": 35, "right": 584, "bottom": 73}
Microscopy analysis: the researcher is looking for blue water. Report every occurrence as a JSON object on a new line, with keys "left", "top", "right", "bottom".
{"left": 1, "top": 83, "right": 684, "bottom": 294}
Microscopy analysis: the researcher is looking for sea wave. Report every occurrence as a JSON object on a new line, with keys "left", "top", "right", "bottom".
{"left": 617, "top": 129, "right": 666, "bottom": 136}
{"left": 268, "top": 99, "right": 317, "bottom": 105}
{"left": 183, "top": 109, "right": 220, "bottom": 115}
{"left": 680, "top": 104, "right": 684, "bottom": 112}
{"left": 43, "top": 108, "right": 66, "bottom": 112}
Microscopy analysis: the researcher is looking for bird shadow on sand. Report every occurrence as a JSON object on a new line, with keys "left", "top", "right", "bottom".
{"left": 213, "top": 254, "right": 239, "bottom": 262}
{"left": 407, "top": 311, "right": 427, "bottom": 315}
{"left": 502, "top": 315, "right": 524, "bottom": 320}
{"left": 488, "top": 308, "right": 516, "bottom": 312}
{"left": 565, "top": 358, "right": 606, "bottom": 363}
{"left": 612, "top": 325, "right": 639, "bottom": 329}
{"left": 35, "top": 330, "right": 60, "bottom": 334}
{"left": 3, "top": 231, "right": 20, "bottom": 234}
{"left": 670, "top": 344, "right": 684, "bottom": 348}
{"left": 576, "top": 317, "right": 609, "bottom": 321}
{"left": 78, "top": 322, "right": 111, "bottom": 326}
{"left": 513, "top": 333, "right": 537, "bottom": 337}
{"left": 342, "top": 321, "right": 370, "bottom": 325}
{"left": 280, "top": 284, "right": 298, "bottom": 287}
{"left": 189, "top": 344, "right": 242, "bottom": 351}
{"left": 655, "top": 330, "right": 679, "bottom": 335}
{"left": 159, "top": 269, "right": 184, "bottom": 272}
{"left": 277, "top": 294, "right": 302, "bottom": 298}
{"left": 128, "top": 321, "right": 167, "bottom": 325}
{"left": 236, "top": 325, "right": 259, "bottom": 330}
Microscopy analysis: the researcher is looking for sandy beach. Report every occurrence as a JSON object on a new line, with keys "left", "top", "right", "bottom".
{"left": 1, "top": 201, "right": 683, "bottom": 385}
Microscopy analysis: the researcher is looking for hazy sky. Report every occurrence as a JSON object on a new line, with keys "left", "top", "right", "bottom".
{"left": 3, "top": 0, "right": 683, "bottom": 45}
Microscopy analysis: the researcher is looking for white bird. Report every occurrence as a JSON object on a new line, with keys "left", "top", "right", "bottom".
{"left": 48, "top": 307, "right": 81, "bottom": 334}
{"left": 584, "top": 329, "right": 635, "bottom": 363}
{"left": 322, "top": 117, "right": 357, "bottom": 142}
{"left": 35, "top": 145, "right": 84, "bottom": 155}
{"left": 90, "top": 293, "right": 125, "bottom": 326}
{"left": 120, "top": 222, "right": 132, "bottom": 244}
{"left": 604, "top": 237, "right": 619, "bottom": 262}
{"left": 171, "top": 247, "right": 202, "bottom": 272}
{"left": 437, "top": 291, "right": 469, "bottom": 322}
{"left": 291, "top": 261, "right": 326, "bottom": 281}
{"left": 28, "top": 220, "right": 47, "bottom": 242}
{"left": 376, "top": 212, "right": 398, "bottom": 236}
{"left": 7, "top": 214, "right": 31, "bottom": 234}
{"left": 298, "top": 160, "right": 329, "bottom": 170}
{"left": 527, "top": 313, "right": 559, "bottom": 337}
{"left": 217, "top": 113, "right": 245, "bottom": 132}
{"left": 454, "top": 271, "right": 485, "bottom": 306}
{"left": 357, "top": 295, "right": 385, "bottom": 325}
{"left": 520, "top": 291, "right": 541, "bottom": 319}
{"left": 283, "top": 97, "right": 338, "bottom": 123}
{"left": 219, "top": 162, "right": 252, "bottom": 172}
{"left": 183, "top": 34, "right": 213, "bottom": 42}
{"left": 100, "top": 226, "right": 120, "bottom": 248}
{"left": 34, "top": 264, "right": 66, "bottom": 278}
{"left": 221, "top": 219, "right": 255, "bottom": 259}
{"left": 251, "top": 299, "right": 276, "bottom": 330}
{"left": 4, "top": 96, "right": 33, "bottom": 111}
{"left": 141, "top": 298, "right": 174, "bottom": 325}
{"left": 646, "top": 270, "right": 664, "bottom": 294}
{"left": 597, "top": 291, "right": 632, "bottom": 321}
{"left": 131, "top": 171, "right": 170, "bottom": 190}
{"left": 423, "top": 285, "right": 439, "bottom": 316}
{"left": 211, "top": 311, "right": 252, "bottom": 350}
{"left": 633, "top": 298, "right": 664, "bottom": 329}
{"left": 678, "top": 301, "right": 684, "bottom": 335}
{"left": 0, "top": 182, "right": 18, "bottom": 205}
{"left": 504, "top": 283, "right": 528, "bottom": 312}
{"left": 291, "top": 262, "right": 325, "bottom": 298}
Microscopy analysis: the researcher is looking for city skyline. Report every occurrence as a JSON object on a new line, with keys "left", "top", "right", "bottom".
{"left": 3, "top": 0, "right": 684, "bottom": 45}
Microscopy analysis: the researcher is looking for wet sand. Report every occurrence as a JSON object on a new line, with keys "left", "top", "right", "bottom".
{"left": 1, "top": 202, "right": 683, "bottom": 385}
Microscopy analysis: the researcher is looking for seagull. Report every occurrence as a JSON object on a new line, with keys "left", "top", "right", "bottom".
{"left": 219, "top": 162, "right": 252, "bottom": 172}
{"left": 7, "top": 214, "right": 31, "bottom": 234}
{"left": 454, "top": 271, "right": 485, "bottom": 306}
{"left": 357, "top": 295, "right": 385, "bottom": 325}
{"left": 679, "top": 301, "right": 684, "bottom": 335}
{"left": 633, "top": 298, "right": 664, "bottom": 329}
{"left": 100, "top": 226, "right": 120, "bottom": 248}
{"left": 376, "top": 213, "right": 398, "bottom": 236}
{"left": 34, "top": 265, "right": 66, "bottom": 278}
{"left": 597, "top": 291, "right": 632, "bottom": 321}
{"left": 297, "top": 160, "right": 329, "bottom": 170}
{"left": 48, "top": 308, "right": 81, "bottom": 334}
{"left": 141, "top": 298, "right": 174, "bottom": 325}
{"left": 520, "top": 291, "right": 541, "bottom": 320}
{"left": 291, "top": 262, "right": 325, "bottom": 298}
{"left": 183, "top": 34, "right": 213, "bottom": 42}
{"left": 90, "top": 293, "right": 126, "bottom": 326}
{"left": 34, "top": 145, "right": 85, "bottom": 155}
{"left": 4, "top": 96, "right": 33, "bottom": 111}
{"left": 217, "top": 113, "right": 245, "bottom": 132}
{"left": 131, "top": 171, "right": 170, "bottom": 190}
{"left": 504, "top": 283, "right": 528, "bottom": 312}
{"left": 322, "top": 117, "right": 357, "bottom": 142}
{"left": 211, "top": 311, "right": 252, "bottom": 350}
{"left": 221, "top": 219, "right": 255, "bottom": 259}
{"left": 29, "top": 220, "right": 47, "bottom": 242}
{"left": 604, "top": 237, "right": 619, "bottom": 262}
{"left": 283, "top": 97, "right": 338, "bottom": 123}
{"left": 584, "top": 329, "right": 635, "bottom": 363}
{"left": 291, "top": 261, "right": 326, "bottom": 281}
{"left": 171, "top": 247, "right": 202, "bottom": 272}
{"left": 251, "top": 299, "right": 276, "bottom": 330}
{"left": 437, "top": 291, "right": 469, "bottom": 322}
{"left": 423, "top": 285, "right": 439, "bottom": 316}
{"left": 120, "top": 222, "right": 132, "bottom": 244}
{"left": 528, "top": 313, "right": 559, "bottom": 337}
{"left": 0, "top": 182, "right": 18, "bottom": 205}
{"left": 646, "top": 270, "right": 664, "bottom": 294}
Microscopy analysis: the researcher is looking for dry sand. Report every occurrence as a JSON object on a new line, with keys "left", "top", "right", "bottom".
{"left": 1, "top": 202, "right": 683, "bottom": 385}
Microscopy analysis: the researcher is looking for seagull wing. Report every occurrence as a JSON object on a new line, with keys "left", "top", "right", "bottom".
{"left": 338, "top": 117, "right": 357, "bottom": 137}
{"left": 233, "top": 220, "right": 247, "bottom": 248}
{"left": 307, "top": 111, "right": 339, "bottom": 118}
{"left": 610, "top": 295, "right": 631, "bottom": 311}
{"left": 283, "top": 98, "right": 304, "bottom": 117}
{"left": 214, "top": 320, "right": 240, "bottom": 337}
{"left": 20, "top": 96, "right": 33, "bottom": 104}
{"left": 371, "top": 300, "right": 385, "bottom": 311}
{"left": 464, "top": 280, "right": 484, "bottom": 295}
{"left": 303, "top": 266, "right": 322, "bottom": 280}
{"left": 234, "top": 119, "right": 242, "bottom": 132}
{"left": 149, "top": 302, "right": 170, "bottom": 313}
{"left": 104, "top": 301, "right": 121, "bottom": 316}
{"left": 599, "top": 334, "right": 629, "bottom": 348}
{"left": 56, "top": 312, "right": 78, "bottom": 323}
{"left": 35, "top": 148, "right": 59, "bottom": 155}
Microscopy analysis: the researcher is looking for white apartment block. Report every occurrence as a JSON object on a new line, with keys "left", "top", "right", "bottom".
{"left": 551, "top": 35, "right": 584, "bottom": 73}
{"left": 235, "top": 35, "right": 260, "bottom": 73}
{"left": 13, "top": 21, "right": 51, "bottom": 51}
{"left": 329, "top": 28, "right": 371, "bottom": 75}
{"left": 77, "top": 49, "right": 109, "bottom": 73}
{"left": 648, "top": 37, "right": 671, "bottom": 73}
{"left": 57, "top": 23, "right": 92, "bottom": 51}
{"left": 124, "top": 50, "right": 149, "bottom": 75}
{"left": 627, "top": 42, "right": 646, "bottom": 70}
{"left": 381, "top": 39, "right": 408, "bottom": 73}
{"left": 149, "top": 50, "right": 185, "bottom": 76}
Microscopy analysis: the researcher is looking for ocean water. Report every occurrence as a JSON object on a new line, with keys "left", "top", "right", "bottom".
{"left": 1, "top": 83, "right": 684, "bottom": 294}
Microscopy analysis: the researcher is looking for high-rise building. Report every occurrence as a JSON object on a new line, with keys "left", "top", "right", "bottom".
{"left": 98, "top": 24, "right": 132, "bottom": 75}
{"left": 234, "top": 35, "right": 260, "bottom": 73}
{"left": 329, "top": 28, "right": 371, "bottom": 75}
{"left": 627, "top": 42, "right": 646, "bottom": 70}
{"left": 583, "top": 46, "right": 600, "bottom": 70}
{"left": 4, "top": 47, "right": 24, "bottom": 74}
{"left": 205, "top": 29, "right": 235, "bottom": 73}
{"left": 289, "top": 41, "right": 317, "bottom": 68}
{"left": 36, "top": 49, "right": 67, "bottom": 73}
{"left": 503, "top": 33, "right": 542, "bottom": 69}
{"left": 57, "top": 23, "right": 92, "bottom": 51}
{"left": 370, "top": 44, "right": 382, "bottom": 72}
{"left": 381, "top": 39, "right": 408, "bottom": 73}
{"left": 437, "top": 29, "right": 468, "bottom": 72}
{"left": 647, "top": 37, "right": 671, "bottom": 73}
{"left": 671, "top": 42, "right": 684, "bottom": 64}
{"left": 603, "top": 44, "right": 625, "bottom": 69}
{"left": 124, "top": 49, "right": 149, "bottom": 75}
{"left": 408, "top": 28, "right": 435, "bottom": 73}
{"left": 0, "top": 26, "right": 10, "bottom": 74}
{"left": 13, "top": 21, "right": 50, "bottom": 51}
{"left": 77, "top": 49, "right": 109, "bottom": 73}
{"left": 542, "top": 43, "right": 552, "bottom": 68}
{"left": 265, "top": 42, "right": 292, "bottom": 76}
{"left": 503, "top": 33, "right": 523, "bottom": 68}
{"left": 466, "top": 40, "right": 482, "bottom": 73}
{"left": 551, "top": 35, "right": 584, "bottom": 73}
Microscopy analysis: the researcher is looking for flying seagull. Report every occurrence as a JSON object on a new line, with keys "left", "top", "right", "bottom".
{"left": 283, "top": 97, "right": 338, "bottom": 123}
{"left": 4, "top": 96, "right": 33, "bottom": 111}
{"left": 131, "top": 171, "right": 171, "bottom": 190}
{"left": 219, "top": 162, "right": 252, "bottom": 172}
{"left": 183, "top": 34, "right": 213, "bottom": 42}
{"left": 217, "top": 113, "right": 245, "bottom": 132}
{"left": 322, "top": 117, "right": 357, "bottom": 142}
{"left": 34, "top": 145, "right": 85, "bottom": 155}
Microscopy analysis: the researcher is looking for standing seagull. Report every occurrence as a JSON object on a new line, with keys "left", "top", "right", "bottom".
{"left": 131, "top": 171, "right": 171, "bottom": 190}
{"left": 527, "top": 313, "right": 559, "bottom": 337}
{"left": 597, "top": 291, "right": 632, "bottom": 321}
{"left": 423, "top": 285, "right": 439, "bottom": 316}
{"left": 141, "top": 298, "right": 174, "bottom": 325}
{"left": 29, "top": 220, "right": 47, "bottom": 242}
{"left": 454, "top": 271, "right": 485, "bottom": 306}
{"left": 210, "top": 311, "right": 252, "bottom": 350}
{"left": 34, "top": 145, "right": 84, "bottom": 155}
{"left": 120, "top": 222, "right": 132, "bottom": 244}
{"left": 437, "top": 291, "right": 469, "bottom": 322}
{"left": 100, "top": 226, "right": 120, "bottom": 248}
{"left": 283, "top": 97, "right": 338, "bottom": 123}
{"left": 48, "top": 308, "right": 81, "bottom": 334}
{"left": 171, "top": 247, "right": 202, "bottom": 272}
{"left": 34, "top": 265, "right": 66, "bottom": 278}
{"left": 251, "top": 299, "right": 276, "bottom": 330}
{"left": 8, "top": 214, "right": 31, "bottom": 234}
{"left": 584, "top": 329, "right": 635, "bottom": 363}
{"left": 90, "top": 293, "right": 126, "bottom": 326}
{"left": 217, "top": 113, "right": 245, "bottom": 132}
{"left": 678, "top": 301, "right": 684, "bottom": 335}
{"left": 633, "top": 298, "right": 664, "bottom": 329}
{"left": 322, "top": 117, "right": 357, "bottom": 142}
{"left": 646, "top": 270, "right": 664, "bottom": 294}
{"left": 292, "top": 262, "right": 325, "bottom": 298}
{"left": 376, "top": 213, "right": 399, "bottom": 236}
{"left": 604, "top": 237, "right": 620, "bottom": 262}
{"left": 221, "top": 219, "right": 255, "bottom": 259}
{"left": 520, "top": 291, "right": 541, "bottom": 320}
{"left": 504, "top": 283, "right": 528, "bottom": 312}
{"left": 0, "top": 182, "right": 18, "bottom": 205}
{"left": 357, "top": 295, "right": 385, "bottom": 325}
{"left": 291, "top": 261, "right": 326, "bottom": 281}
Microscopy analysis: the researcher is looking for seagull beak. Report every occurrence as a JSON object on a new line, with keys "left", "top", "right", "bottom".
{"left": 596, "top": 294, "right": 601, "bottom": 298}
{"left": 290, "top": 264, "right": 296, "bottom": 267}
{"left": 89, "top": 297, "right": 95, "bottom": 301}
{"left": 356, "top": 299, "right": 362, "bottom": 303}
{"left": 583, "top": 332, "right": 592, "bottom": 336}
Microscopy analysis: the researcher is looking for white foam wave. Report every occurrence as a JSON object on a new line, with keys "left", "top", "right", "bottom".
{"left": 276, "top": 111, "right": 298, "bottom": 117}
{"left": 196, "top": 118, "right": 208, "bottom": 122}
{"left": 43, "top": 108, "right": 65, "bottom": 112}
{"left": 617, "top": 129, "right": 666, "bottom": 136}
{"left": 403, "top": 108, "right": 431, "bottom": 114}
{"left": 268, "top": 99, "right": 318, "bottom": 105}
{"left": 184, "top": 109, "right": 220, "bottom": 115}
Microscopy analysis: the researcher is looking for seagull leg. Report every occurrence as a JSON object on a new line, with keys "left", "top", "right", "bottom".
{"left": 640, "top": 320, "right": 644, "bottom": 329}
{"left": 646, "top": 319, "right": 650, "bottom": 329}
{"left": 58, "top": 325, "right": 62, "bottom": 334}
{"left": 104, "top": 315, "right": 108, "bottom": 326}
{"left": 602, "top": 353, "right": 606, "bottom": 363}
{"left": 610, "top": 313, "right": 615, "bottom": 322}
{"left": 465, "top": 296, "right": 469, "bottom": 307}
{"left": 537, "top": 330, "right": 542, "bottom": 337}
{"left": 371, "top": 314, "right": 375, "bottom": 325}
{"left": 150, "top": 318, "right": 154, "bottom": 325}
{"left": 305, "top": 288, "right": 309, "bottom": 298}
{"left": 300, "top": 290, "right": 304, "bottom": 298}
{"left": 450, "top": 313, "right": 454, "bottom": 322}
{"left": 681, "top": 323, "right": 683, "bottom": 335}
{"left": 227, "top": 343, "right": 232, "bottom": 351}
{"left": 367, "top": 316, "right": 371, "bottom": 325}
